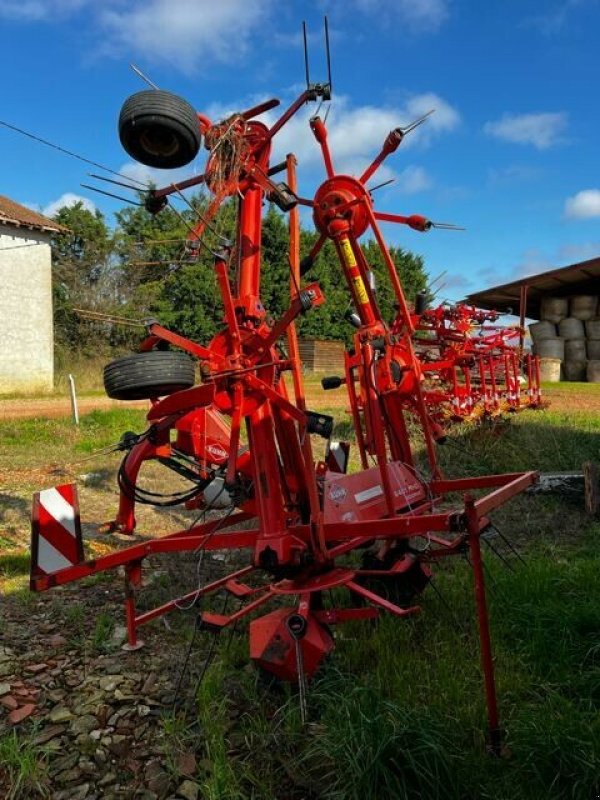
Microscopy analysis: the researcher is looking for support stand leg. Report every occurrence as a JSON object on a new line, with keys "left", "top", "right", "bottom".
{"left": 122, "top": 562, "right": 145, "bottom": 651}
{"left": 466, "top": 497, "right": 501, "bottom": 755}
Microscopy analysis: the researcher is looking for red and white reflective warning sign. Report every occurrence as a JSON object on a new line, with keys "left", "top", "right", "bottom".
{"left": 31, "top": 484, "right": 84, "bottom": 579}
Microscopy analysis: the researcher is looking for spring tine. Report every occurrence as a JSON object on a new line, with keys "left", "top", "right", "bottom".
{"left": 491, "top": 524, "right": 526, "bottom": 565}
{"left": 295, "top": 638, "right": 308, "bottom": 724}
{"left": 87, "top": 173, "right": 143, "bottom": 192}
{"left": 431, "top": 221, "right": 466, "bottom": 231}
{"left": 482, "top": 537, "right": 515, "bottom": 572}
{"left": 401, "top": 109, "right": 435, "bottom": 134}
{"left": 427, "top": 269, "right": 448, "bottom": 289}
{"left": 130, "top": 63, "right": 160, "bottom": 90}
{"left": 80, "top": 183, "right": 143, "bottom": 206}
{"left": 428, "top": 579, "right": 470, "bottom": 635}
{"left": 368, "top": 178, "right": 395, "bottom": 193}
{"left": 465, "top": 552, "right": 497, "bottom": 594}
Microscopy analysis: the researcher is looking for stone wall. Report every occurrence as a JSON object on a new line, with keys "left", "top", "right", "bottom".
{"left": 0, "top": 225, "right": 54, "bottom": 394}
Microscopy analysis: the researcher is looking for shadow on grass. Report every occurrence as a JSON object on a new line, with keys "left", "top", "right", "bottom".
{"left": 0, "top": 493, "right": 29, "bottom": 525}
{"left": 436, "top": 410, "right": 600, "bottom": 477}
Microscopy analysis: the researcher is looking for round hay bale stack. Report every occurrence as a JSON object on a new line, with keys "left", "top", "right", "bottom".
{"left": 585, "top": 318, "right": 600, "bottom": 339}
{"left": 538, "top": 358, "right": 562, "bottom": 382}
{"left": 558, "top": 317, "right": 585, "bottom": 339}
{"left": 529, "top": 320, "right": 556, "bottom": 342}
{"left": 534, "top": 337, "right": 565, "bottom": 360}
{"left": 586, "top": 360, "right": 600, "bottom": 383}
{"left": 540, "top": 296, "right": 568, "bottom": 323}
{"left": 565, "top": 338, "right": 587, "bottom": 360}
{"left": 587, "top": 339, "right": 600, "bottom": 360}
{"left": 563, "top": 360, "right": 587, "bottom": 381}
{"left": 570, "top": 295, "right": 598, "bottom": 321}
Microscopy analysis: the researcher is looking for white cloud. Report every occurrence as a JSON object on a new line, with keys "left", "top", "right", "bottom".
{"left": 42, "top": 192, "right": 96, "bottom": 217}
{"left": 261, "top": 92, "right": 460, "bottom": 174}
{"left": 112, "top": 91, "right": 455, "bottom": 203}
{"left": 558, "top": 241, "right": 600, "bottom": 261}
{"left": 564, "top": 189, "right": 600, "bottom": 219}
{"left": 494, "top": 239, "right": 600, "bottom": 284}
{"left": 484, "top": 112, "right": 568, "bottom": 150}
{"left": 396, "top": 165, "right": 432, "bottom": 194}
{"left": 352, "top": 0, "right": 449, "bottom": 33}
{"left": 0, "top": 0, "right": 86, "bottom": 20}
{"left": 0, "top": 0, "right": 272, "bottom": 73}
{"left": 524, "top": 0, "right": 589, "bottom": 35}
{"left": 98, "top": 0, "right": 272, "bottom": 74}
{"left": 488, "top": 164, "right": 542, "bottom": 184}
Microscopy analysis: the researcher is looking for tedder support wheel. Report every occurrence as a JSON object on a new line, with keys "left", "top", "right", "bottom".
{"left": 118, "top": 89, "right": 202, "bottom": 169}
{"left": 103, "top": 351, "right": 195, "bottom": 401}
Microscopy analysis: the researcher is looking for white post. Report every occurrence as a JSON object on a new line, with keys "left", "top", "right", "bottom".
{"left": 68, "top": 373, "right": 80, "bottom": 425}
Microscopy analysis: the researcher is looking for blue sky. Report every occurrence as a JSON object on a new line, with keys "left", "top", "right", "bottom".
{"left": 0, "top": 0, "right": 599, "bottom": 300}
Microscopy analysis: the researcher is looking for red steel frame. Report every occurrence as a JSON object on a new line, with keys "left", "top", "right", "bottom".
{"left": 30, "top": 84, "right": 539, "bottom": 753}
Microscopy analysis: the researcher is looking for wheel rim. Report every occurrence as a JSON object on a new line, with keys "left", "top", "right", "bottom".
{"left": 138, "top": 125, "right": 181, "bottom": 159}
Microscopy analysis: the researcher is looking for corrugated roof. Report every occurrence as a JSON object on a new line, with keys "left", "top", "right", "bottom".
{"left": 465, "top": 257, "right": 600, "bottom": 320}
{"left": 0, "top": 194, "right": 68, "bottom": 234}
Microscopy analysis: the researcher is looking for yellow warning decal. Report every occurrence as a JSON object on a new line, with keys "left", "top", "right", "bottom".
{"left": 339, "top": 238, "right": 357, "bottom": 268}
{"left": 352, "top": 275, "right": 369, "bottom": 305}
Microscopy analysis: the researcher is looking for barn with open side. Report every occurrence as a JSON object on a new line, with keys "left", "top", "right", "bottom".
{"left": 465, "top": 257, "right": 600, "bottom": 383}
{"left": 0, "top": 195, "right": 66, "bottom": 394}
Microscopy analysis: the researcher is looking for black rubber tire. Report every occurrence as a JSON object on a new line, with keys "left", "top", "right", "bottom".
{"left": 104, "top": 351, "right": 195, "bottom": 401}
{"left": 118, "top": 89, "right": 201, "bottom": 169}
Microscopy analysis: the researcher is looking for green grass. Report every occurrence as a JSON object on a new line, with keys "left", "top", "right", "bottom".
{"left": 180, "top": 531, "right": 599, "bottom": 800}
{"left": 0, "top": 552, "right": 30, "bottom": 576}
{"left": 436, "top": 407, "right": 600, "bottom": 476}
{"left": 0, "top": 408, "right": 147, "bottom": 456}
{"left": 91, "top": 611, "right": 115, "bottom": 652}
{"left": 0, "top": 552, "right": 31, "bottom": 595}
{"left": 1, "top": 388, "right": 599, "bottom": 798}
{"left": 0, "top": 408, "right": 148, "bottom": 479}
{"left": 0, "top": 731, "right": 49, "bottom": 799}
{"left": 181, "top": 407, "right": 600, "bottom": 800}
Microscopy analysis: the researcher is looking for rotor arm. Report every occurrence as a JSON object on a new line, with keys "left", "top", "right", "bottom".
{"left": 310, "top": 116, "right": 335, "bottom": 179}
{"left": 360, "top": 110, "right": 434, "bottom": 185}
{"left": 374, "top": 211, "right": 433, "bottom": 231}
{"left": 267, "top": 87, "right": 330, "bottom": 141}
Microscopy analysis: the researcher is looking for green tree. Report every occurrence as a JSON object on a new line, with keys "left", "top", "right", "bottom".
{"left": 297, "top": 229, "right": 429, "bottom": 343}
{"left": 50, "top": 202, "right": 114, "bottom": 349}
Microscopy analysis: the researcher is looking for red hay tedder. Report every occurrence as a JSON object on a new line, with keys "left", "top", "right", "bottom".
{"left": 30, "top": 48, "right": 540, "bottom": 753}
{"left": 405, "top": 302, "right": 541, "bottom": 426}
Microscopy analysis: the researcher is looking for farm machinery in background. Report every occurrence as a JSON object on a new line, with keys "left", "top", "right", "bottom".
{"left": 30, "top": 39, "right": 540, "bottom": 753}
{"left": 406, "top": 301, "right": 541, "bottom": 428}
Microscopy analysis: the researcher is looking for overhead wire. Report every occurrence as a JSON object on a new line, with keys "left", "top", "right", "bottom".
{"left": 0, "top": 118, "right": 150, "bottom": 187}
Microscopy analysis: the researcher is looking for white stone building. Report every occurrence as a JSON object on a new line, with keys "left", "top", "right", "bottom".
{"left": 0, "top": 195, "right": 66, "bottom": 394}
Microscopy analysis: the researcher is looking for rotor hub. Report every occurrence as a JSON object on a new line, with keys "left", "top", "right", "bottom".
{"left": 313, "top": 175, "right": 371, "bottom": 238}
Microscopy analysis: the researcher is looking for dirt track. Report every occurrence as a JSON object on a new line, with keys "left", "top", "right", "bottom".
{"left": 1, "top": 385, "right": 599, "bottom": 419}
{"left": 0, "top": 395, "right": 148, "bottom": 420}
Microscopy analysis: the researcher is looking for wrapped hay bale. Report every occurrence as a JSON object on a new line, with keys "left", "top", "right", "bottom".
{"left": 563, "top": 360, "right": 587, "bottom": 381}
{"left": 558, "top": 317, "right": 585, "bottom": 339}
{"left": 587, "top": 340, "right": 600, "bottom": 360}
{"left": 534, "top": 337, "right": 564, "bottom": 360}
{"left": 529, "top": 320, "right": 556, "bottom": 342}
{"left": 538, "top": 358, "right": 562, "bottom": 382}
{"left": 540, "top": 296, "right": 568, "bottom": 323}
{"left": 565, "top": 339, "right": 587, "bottom": 360}
{"left": 570, "top": 295, "right": 597, "bottom": 321}
{"left": 587, "top": 360, "right": 600, "bottom": 383}
{"left": 585, "top": 318, "right": 600, "bottom": 339}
